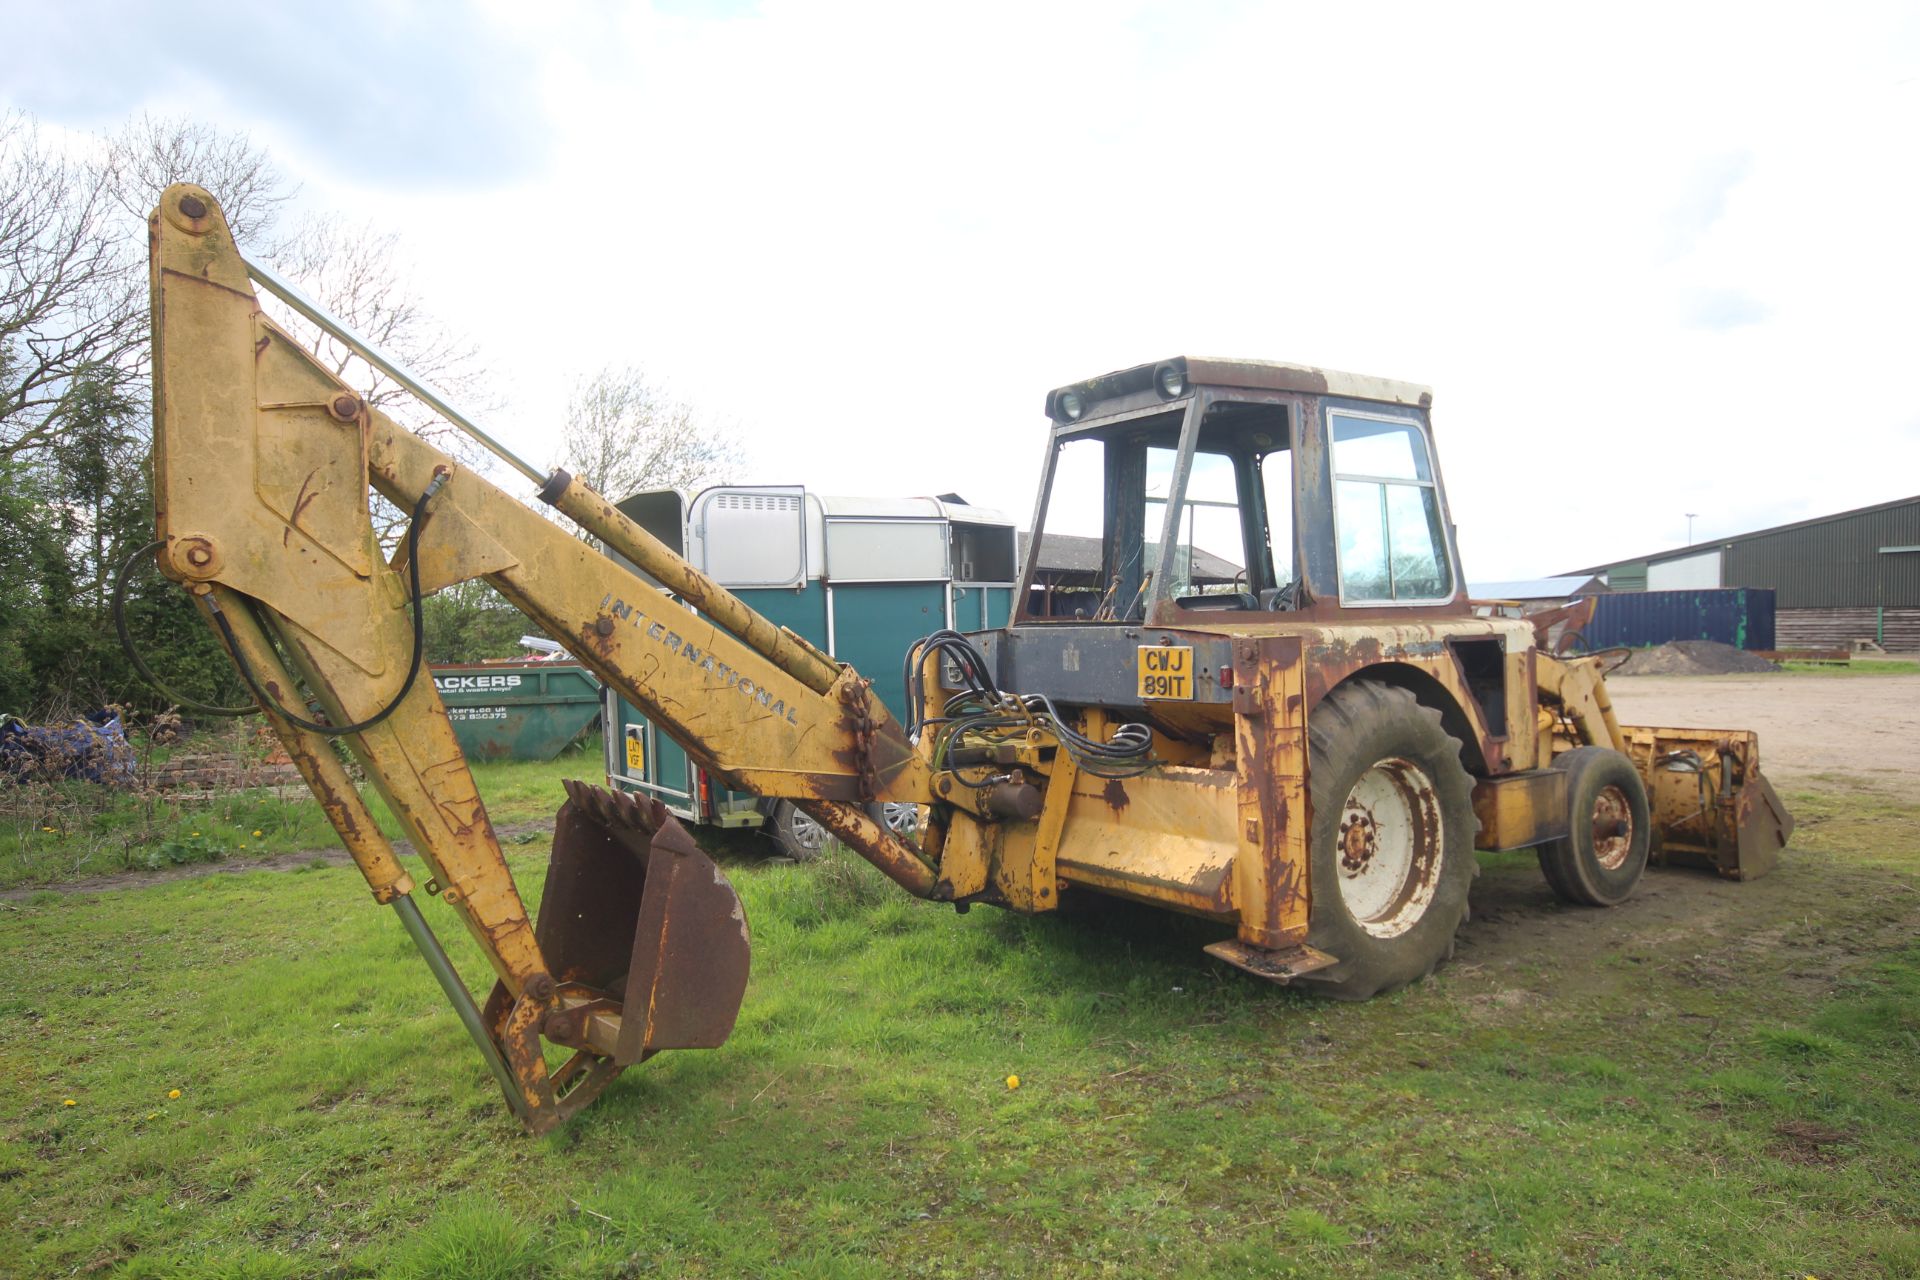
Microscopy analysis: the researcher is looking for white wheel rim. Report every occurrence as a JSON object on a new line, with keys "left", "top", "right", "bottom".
{"left": 882, "top": 802, "right": 920, "bottom": 838}
{"left": 785, "top": 808, "right": 827, "bottom": 854}
{"left": 1335, "top": 756, "right": 1444, "bottom": 939}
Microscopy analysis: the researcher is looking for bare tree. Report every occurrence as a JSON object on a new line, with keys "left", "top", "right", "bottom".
{"left": 102, "top": 113, "right": 295, "bottom": 248}
{"left": 102, "top": 113, "right": 491, "bottom": 475}
{"left": 2, "top": 111, "right": 301, "bottom": 464}
{"left": 560, "top": 366, "right": 742, "bottom": 508}
{"left": 0, "top": 113, "right": 143, "bottom": 461}
{"left": 264, "top": 213, "right": 491, "bottom": 454}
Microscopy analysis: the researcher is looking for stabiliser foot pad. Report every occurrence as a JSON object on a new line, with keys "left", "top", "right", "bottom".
{"left": 1203, "top": 939, "right": 1339, "bottom": 984}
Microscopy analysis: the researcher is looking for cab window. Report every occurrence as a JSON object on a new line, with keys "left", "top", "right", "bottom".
{"left": 1156, "top": 447, "right": 1245, "bottom": 601}
{"left": 1331, "top": 411, "right": 1451, "bottom": 603}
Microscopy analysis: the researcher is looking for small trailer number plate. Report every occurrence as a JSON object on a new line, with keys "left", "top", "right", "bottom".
{"left": 1136, "top": 645, "right": 1194, "bottom": 700}
{"left": 624, "top": 725, "right": 645, "bottom": 772}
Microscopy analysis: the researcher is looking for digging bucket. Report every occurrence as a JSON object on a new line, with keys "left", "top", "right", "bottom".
{"left": 532, "top": 779, "right": 751, "bottom": 1062}
{"left": 1622, "top": 727, "right": 1795, "bottom": 881}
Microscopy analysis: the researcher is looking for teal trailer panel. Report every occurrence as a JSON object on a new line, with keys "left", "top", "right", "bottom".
{"left": 830, "top": 582, "right": 946, "bottom": 724}
{"left": 952, "top": 585, "right": 1015, "bottom": 633}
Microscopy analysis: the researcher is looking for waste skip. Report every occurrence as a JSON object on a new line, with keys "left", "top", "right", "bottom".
{"left": 429, "top": 661, "right": 601, "bottom": 761}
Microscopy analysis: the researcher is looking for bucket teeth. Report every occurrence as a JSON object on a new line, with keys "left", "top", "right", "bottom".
{"left": 560, "top": 777, "right": 666, "bottom": 834}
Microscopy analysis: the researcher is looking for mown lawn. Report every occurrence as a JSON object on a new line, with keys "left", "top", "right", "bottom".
{"left": 1, "top": 783, "right": 1916, "bottom": 1278}
{"left": 0, "top": 736, "right": 605, "bottom": 890}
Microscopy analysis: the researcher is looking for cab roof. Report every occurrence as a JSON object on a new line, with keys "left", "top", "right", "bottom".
{"left": 1046, "top": 355, "right": 1432, "bottom": 420}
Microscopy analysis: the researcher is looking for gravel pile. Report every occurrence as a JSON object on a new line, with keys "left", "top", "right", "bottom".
{"left": 1610, "top": 640, "right": 1780, "bottom": 677}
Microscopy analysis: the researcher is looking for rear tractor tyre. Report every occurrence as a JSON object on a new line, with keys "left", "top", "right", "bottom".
{"left": 1536, "top": 747, "right": 1650, "bottom": 907}
{"left": 1293, "top": 681, "right": 1478, "bottom": 1002}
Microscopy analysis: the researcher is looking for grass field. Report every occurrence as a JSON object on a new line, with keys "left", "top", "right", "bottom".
{"left": 0, "top": 736, "right": 605, "bottom": 890}
{"left": 1778, "top": 659, "right": 1920, "bottom": 677}
{"left": 3, "top": 779, "right": 1917, "bottom": 1278}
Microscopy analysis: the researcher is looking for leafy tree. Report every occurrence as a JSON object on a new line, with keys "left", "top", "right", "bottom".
{"left": 423, "top": 580, "right": 543, "bottom": 665}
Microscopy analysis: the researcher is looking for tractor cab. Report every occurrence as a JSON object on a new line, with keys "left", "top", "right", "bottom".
{"left": 1016, "top": 356, "right": 1461, "bottom": 627}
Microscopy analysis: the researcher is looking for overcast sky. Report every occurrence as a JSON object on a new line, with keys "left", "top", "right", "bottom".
{"left": 10, "top": 0, "right": 1919, "bottom": 581}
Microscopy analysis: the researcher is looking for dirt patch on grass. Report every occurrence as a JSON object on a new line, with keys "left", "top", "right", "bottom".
{"left": 1448, "top": 785, "right": 1920, "bottom": 1019}
{"left": 1771, "top": 1119, "right": 1854, "bottom": 1166}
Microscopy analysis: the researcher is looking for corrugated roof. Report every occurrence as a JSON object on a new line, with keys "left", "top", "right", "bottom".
{"left": 1565, "top": 493, "right": 1920, "bottom": 574}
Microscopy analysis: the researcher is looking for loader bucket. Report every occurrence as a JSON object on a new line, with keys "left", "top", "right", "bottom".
{"left": 535, "top": 779, "right": 750, "bottom": 1062}
{"left": 1621, "top": 727, "right": 1795, "bottom": 881}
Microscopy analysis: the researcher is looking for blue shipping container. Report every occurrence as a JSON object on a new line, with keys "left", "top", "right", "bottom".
{"left": 1583, "top": 588, "right": 1775, "bottom": 650}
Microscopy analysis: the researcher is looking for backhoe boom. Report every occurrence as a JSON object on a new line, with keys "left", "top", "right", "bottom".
{"left": 149, "top": 184, "right": 937, "bottom": 1128}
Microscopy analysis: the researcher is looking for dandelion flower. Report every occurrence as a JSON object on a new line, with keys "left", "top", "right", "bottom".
{"left": 190, "top": 831, "right": 201, "bottom": 838}
{"left": 168, "top": 1088, "right": 182, "bottom": 1099}
{"left": 252, "top": 830, "right": 263, "bottom": 838}
{"left": 147, "top": 1112, "right": 158, "bottom": 1121}
{"left": 62, "top": 1098, "right": 76, "bottom": 1107}
{"left": 1005, "top": 1075, "right": 1020, "bottom": 1090}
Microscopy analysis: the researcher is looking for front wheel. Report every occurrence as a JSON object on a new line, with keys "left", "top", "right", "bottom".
{"left": 1293, "top": 681, "right": 1478, "bottom": 1001}
{"left": 1537, "top": 747, "right": 1650, "bottom": 906}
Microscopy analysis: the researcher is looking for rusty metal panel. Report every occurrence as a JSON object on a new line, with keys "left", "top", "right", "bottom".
{"left": 1470, "top": 770, "right": 1569, "bottom": 852}
{"left": 1230, "top": 634, "right": 1309, "bottom": 948}
{"left": 1052, "top": 766, "right": 1241, "bottom": 916}
{"left": 1621, "top": 726, "right": 1793, "bottom": 880}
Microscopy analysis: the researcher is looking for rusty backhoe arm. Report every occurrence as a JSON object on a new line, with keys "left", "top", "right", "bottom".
{"left": 148, "top": 184, "right": 940, "bottom": 1130}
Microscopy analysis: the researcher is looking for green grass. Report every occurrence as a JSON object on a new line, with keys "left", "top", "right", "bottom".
{"left": 0, "top": 736, "right": 605, "bottom": 889}
{"left": 1, "top": 781, "right": 1917, "bottom": 1277}
{"left": 1779, "top": 659, "right": 1920, "bottom": 676}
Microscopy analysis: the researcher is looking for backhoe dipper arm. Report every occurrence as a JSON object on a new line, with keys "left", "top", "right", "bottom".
{"left": 148, "top": 184, "right": 935, "bottom": 1130}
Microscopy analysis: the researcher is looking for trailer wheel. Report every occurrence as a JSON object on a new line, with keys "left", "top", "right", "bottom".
{"left": 1537, "top": 747, "right": 1650, "bottom": 906}
{"left": 1295, "top": 681, "right": 1476, "bottom": 1001}
{"left": 767, "top": 801, "right": 915, "bottom": 861}
{"left": 768, "top": 801, "right": 828, "bottom": 861}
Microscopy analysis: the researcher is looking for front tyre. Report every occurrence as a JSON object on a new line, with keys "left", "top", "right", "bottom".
{"left": 1294, "top": 681, "right": 1477, "bottom": 1001}
{"left": 1536, "top": 747, "right": 1650, "bottom": 906}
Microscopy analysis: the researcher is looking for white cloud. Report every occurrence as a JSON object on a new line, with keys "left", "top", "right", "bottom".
{"left": 12, "top": 0, "right": 1919, "bottom": 578}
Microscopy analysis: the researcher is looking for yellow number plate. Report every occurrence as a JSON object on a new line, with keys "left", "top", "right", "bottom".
{"left": 1136, "top": 645, "right": 1194, "bottom": 700}
{"left": 624, "top": 727, "right": 645, "bottom": 772}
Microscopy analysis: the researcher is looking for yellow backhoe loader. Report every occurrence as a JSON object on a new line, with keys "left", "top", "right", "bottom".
{"left": 138, "top": 185, "right": 1793, "bottom": 1132}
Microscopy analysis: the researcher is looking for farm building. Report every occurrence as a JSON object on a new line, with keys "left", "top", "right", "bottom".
{"left": 1567, "top": 494, "right": 1920, "bottom": 652}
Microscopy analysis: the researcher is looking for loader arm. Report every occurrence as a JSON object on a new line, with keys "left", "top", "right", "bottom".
{"left": 148, "top": 185, "right": 942, "bottom": 1130}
